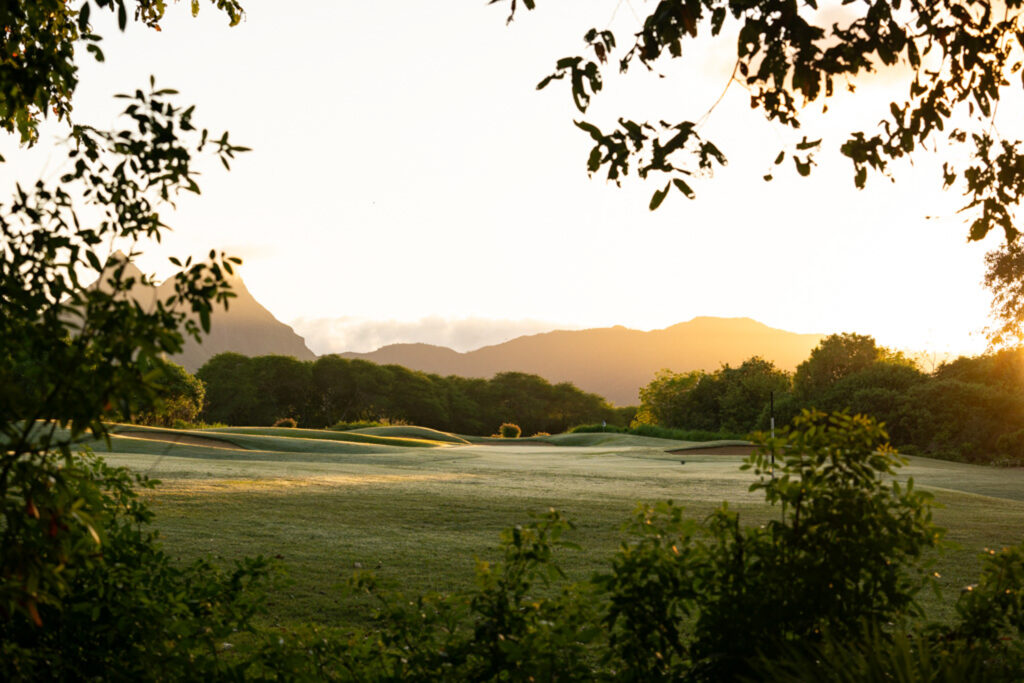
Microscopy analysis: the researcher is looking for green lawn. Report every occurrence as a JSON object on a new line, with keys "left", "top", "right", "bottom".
{"left": 96, "top": 426, "right": 1024, "bottom": 630}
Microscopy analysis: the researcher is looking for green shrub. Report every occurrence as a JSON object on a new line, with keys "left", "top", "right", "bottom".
{"left": 498, "top": 422, "right": 522, "bottom": 439}
{"left": 331, "top": 420, "right": 383, "bottom": 431}
{"left": 0, "top": 452, "right": 272, "bottom": 680}
{"left": 273, "top": 417, "right": 298, "bottom": 428}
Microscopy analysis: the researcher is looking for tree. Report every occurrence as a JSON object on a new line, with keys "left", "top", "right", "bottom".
{"left": 197, "top": 352, "right": 258, "bottom": 425}
{"left": 131, "top": 358, "right": 206, "bottom": 427}
{"left": 794, "top": 332, "right": 889, "bottom": 399}
{"left": 637, "top": 368, "right": 702, "bottom": 427}
{"left": 716, "top": 356, "right": 792, "bottom": 432}
{"left": 818, "top": 360, "right": 927, "bottom": 445}
{"left": 0, "top": 1, "right": 242, "bottom": 143}
{"left": 1, "top": 0, "right": 258, "bottom": 648}
{"left": 637, "top": 358, "right": 790, "bottom": 433}
{"left": 249, "top": 355, "right": 313, "bottom": 426}
{"left": 384, "top": 364, "right": 450, "bottom": 428}
{"left": 496, "top": 1, "right": 1024, "bottom": 342}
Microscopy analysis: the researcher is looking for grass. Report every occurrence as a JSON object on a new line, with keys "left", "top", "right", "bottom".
{"left": 95, "top": 424, "right": 1024, "bottom": 631}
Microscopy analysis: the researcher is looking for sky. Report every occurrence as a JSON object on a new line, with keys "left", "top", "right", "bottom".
{"left": 1, "top": 1, "right": 1007, "bottom": 356}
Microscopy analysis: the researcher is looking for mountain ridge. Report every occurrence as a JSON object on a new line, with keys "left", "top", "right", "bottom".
{"left": 88, "top": 255, "right": 823, "bottom": 403}
{"left": 340, "top": 317, "right": 823, "bottom": 405}
{"left": 93, "top": 252, "right": 316, "bottom": 371}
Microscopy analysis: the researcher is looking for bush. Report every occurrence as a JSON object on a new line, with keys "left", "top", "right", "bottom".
{"left": 273, "top": 417, "right": 298, "bottom": 428}
{"left": 498, "top": 422, "right": 522, "bottom": 438}
{"left": 0, "top": 452, "right": 272, "bottom": 680}
{"left": 331, "top": 420, "right": 383, "bottom": 431}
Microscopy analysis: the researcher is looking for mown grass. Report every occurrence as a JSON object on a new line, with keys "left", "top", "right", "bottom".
{"left": 97, "top": 426, "right": 1024, "bottom": 631}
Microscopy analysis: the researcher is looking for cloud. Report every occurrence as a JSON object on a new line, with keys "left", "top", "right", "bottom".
{"left": 290, "top": 316, "right": 585, "bottom": 355}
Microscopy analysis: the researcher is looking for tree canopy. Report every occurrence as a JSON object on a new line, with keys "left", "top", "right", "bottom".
{"left": 496, "top": 0, "right": 1024, "bottom": 342}
{"left": 0, "top": 0, "right": 243, "bottom": 143}
{"left": 1, "top": 0, "right": 252, "bottom": 639}
{"left": 198, "top": 353, "right": 621, "bottom": 436}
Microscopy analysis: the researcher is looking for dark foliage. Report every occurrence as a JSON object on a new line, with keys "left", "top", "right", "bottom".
{"left": 199, "top": 354, "right": 620, "bottom": 436}
{"left": 639, "top": 334, "right": 1024, "bottom": 463}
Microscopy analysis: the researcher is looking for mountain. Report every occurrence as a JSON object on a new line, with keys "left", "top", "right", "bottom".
{"left": 156, "top": 274, "right": 316, "bottom": 371}
{"left": 340, "top": 317, "right": 823, "bottom": 405}
{"left": 91, "top": 253, "right": 315, "bottom": 371}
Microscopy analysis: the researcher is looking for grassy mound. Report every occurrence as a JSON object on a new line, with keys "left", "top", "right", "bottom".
{"left": 541, "top": 432, "right": 696, "bottom": 448}
{"left": 346, "top": 425, "right": 471, "bottom": 445}
{"left": 205, "top": 426, "right": 439, "bottom": 448}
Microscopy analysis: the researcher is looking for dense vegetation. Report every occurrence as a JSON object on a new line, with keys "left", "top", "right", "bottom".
{"left": 8, "top": 2, "right": 1024, "bottom": 680}
{"left": 637, "top": 333, "right": 1024, "bottom": 464}
{"left": 197, "top": 413, "right": 1024, "bottom": 679}
{"left": 197, "top": 352, "right": 631, "bottom": 436}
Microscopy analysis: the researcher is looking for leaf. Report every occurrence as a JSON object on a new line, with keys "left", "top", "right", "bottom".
{"left": 574, "top": 120, "right": 603, "bottom": 140}
{"left": 774, "top": 151, "right": 785, "bottom": 165}
{"left": 27, "top": 600, "right": 42, "bottom": 627}
{"left": 117, "top": 1, "right": 127, "bottom": 30}
{"left": 673, "top": 178, "right": 695, "bottom": 198}
{"left": 649, "top": 182, "right": 670, "bottom": 210}
{"left": 78, "top": 1, "right": 91, "bottom": 32}
{"left": 86, "top": 43, "right": 105, "bottom": 62}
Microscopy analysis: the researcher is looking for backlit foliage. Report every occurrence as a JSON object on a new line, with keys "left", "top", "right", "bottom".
{"left": 494, "top": 0, "right": 1024, "bottom": 342}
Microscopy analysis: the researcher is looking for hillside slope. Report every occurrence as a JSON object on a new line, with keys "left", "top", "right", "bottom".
{"left": 156, "top": 274, "right": 315, "bottom": 371}
{"left": 92, "top": 253, "right": 315, "bottom": 371}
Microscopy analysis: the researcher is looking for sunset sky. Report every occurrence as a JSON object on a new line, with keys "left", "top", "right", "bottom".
{"left": 1, "top": 1, "right": 1007, "bottom": 357}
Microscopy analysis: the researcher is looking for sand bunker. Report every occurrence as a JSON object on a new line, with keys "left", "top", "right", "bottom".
{"left": 117, "top": 430, "right": 246, "bottom": 451}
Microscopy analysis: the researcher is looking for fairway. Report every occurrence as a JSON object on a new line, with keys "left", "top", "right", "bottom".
{"left": 93, "top": 426, "right": 1024, "bottom": 630}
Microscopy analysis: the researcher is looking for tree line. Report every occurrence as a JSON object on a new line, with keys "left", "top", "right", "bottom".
{"left": 196, "top": 352, "right": 631, "bottom": 436}
{"left": 638, "top": 333, "right": 1024, "bottom": 464}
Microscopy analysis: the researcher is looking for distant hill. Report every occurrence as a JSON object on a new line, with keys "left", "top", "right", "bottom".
{"left": 340, "top": 318, "right": 823, "bottom": 405}
{"left": 92, "top": 253, "right": 316, "bottom": 371}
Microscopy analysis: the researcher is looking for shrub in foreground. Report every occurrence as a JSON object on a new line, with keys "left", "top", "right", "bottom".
{"left": 0, "top": 453, "right": 272, "bottom": 680}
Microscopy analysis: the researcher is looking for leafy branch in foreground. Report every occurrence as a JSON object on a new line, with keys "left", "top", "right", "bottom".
{"left": 0, "top": 0, "right": 244, "bottom": 143}
{"left": 0, "top": 81, "right": 245, "bottom": 628}
{"left": 493, "top": 0, "right": 1024, "bottom": 344}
